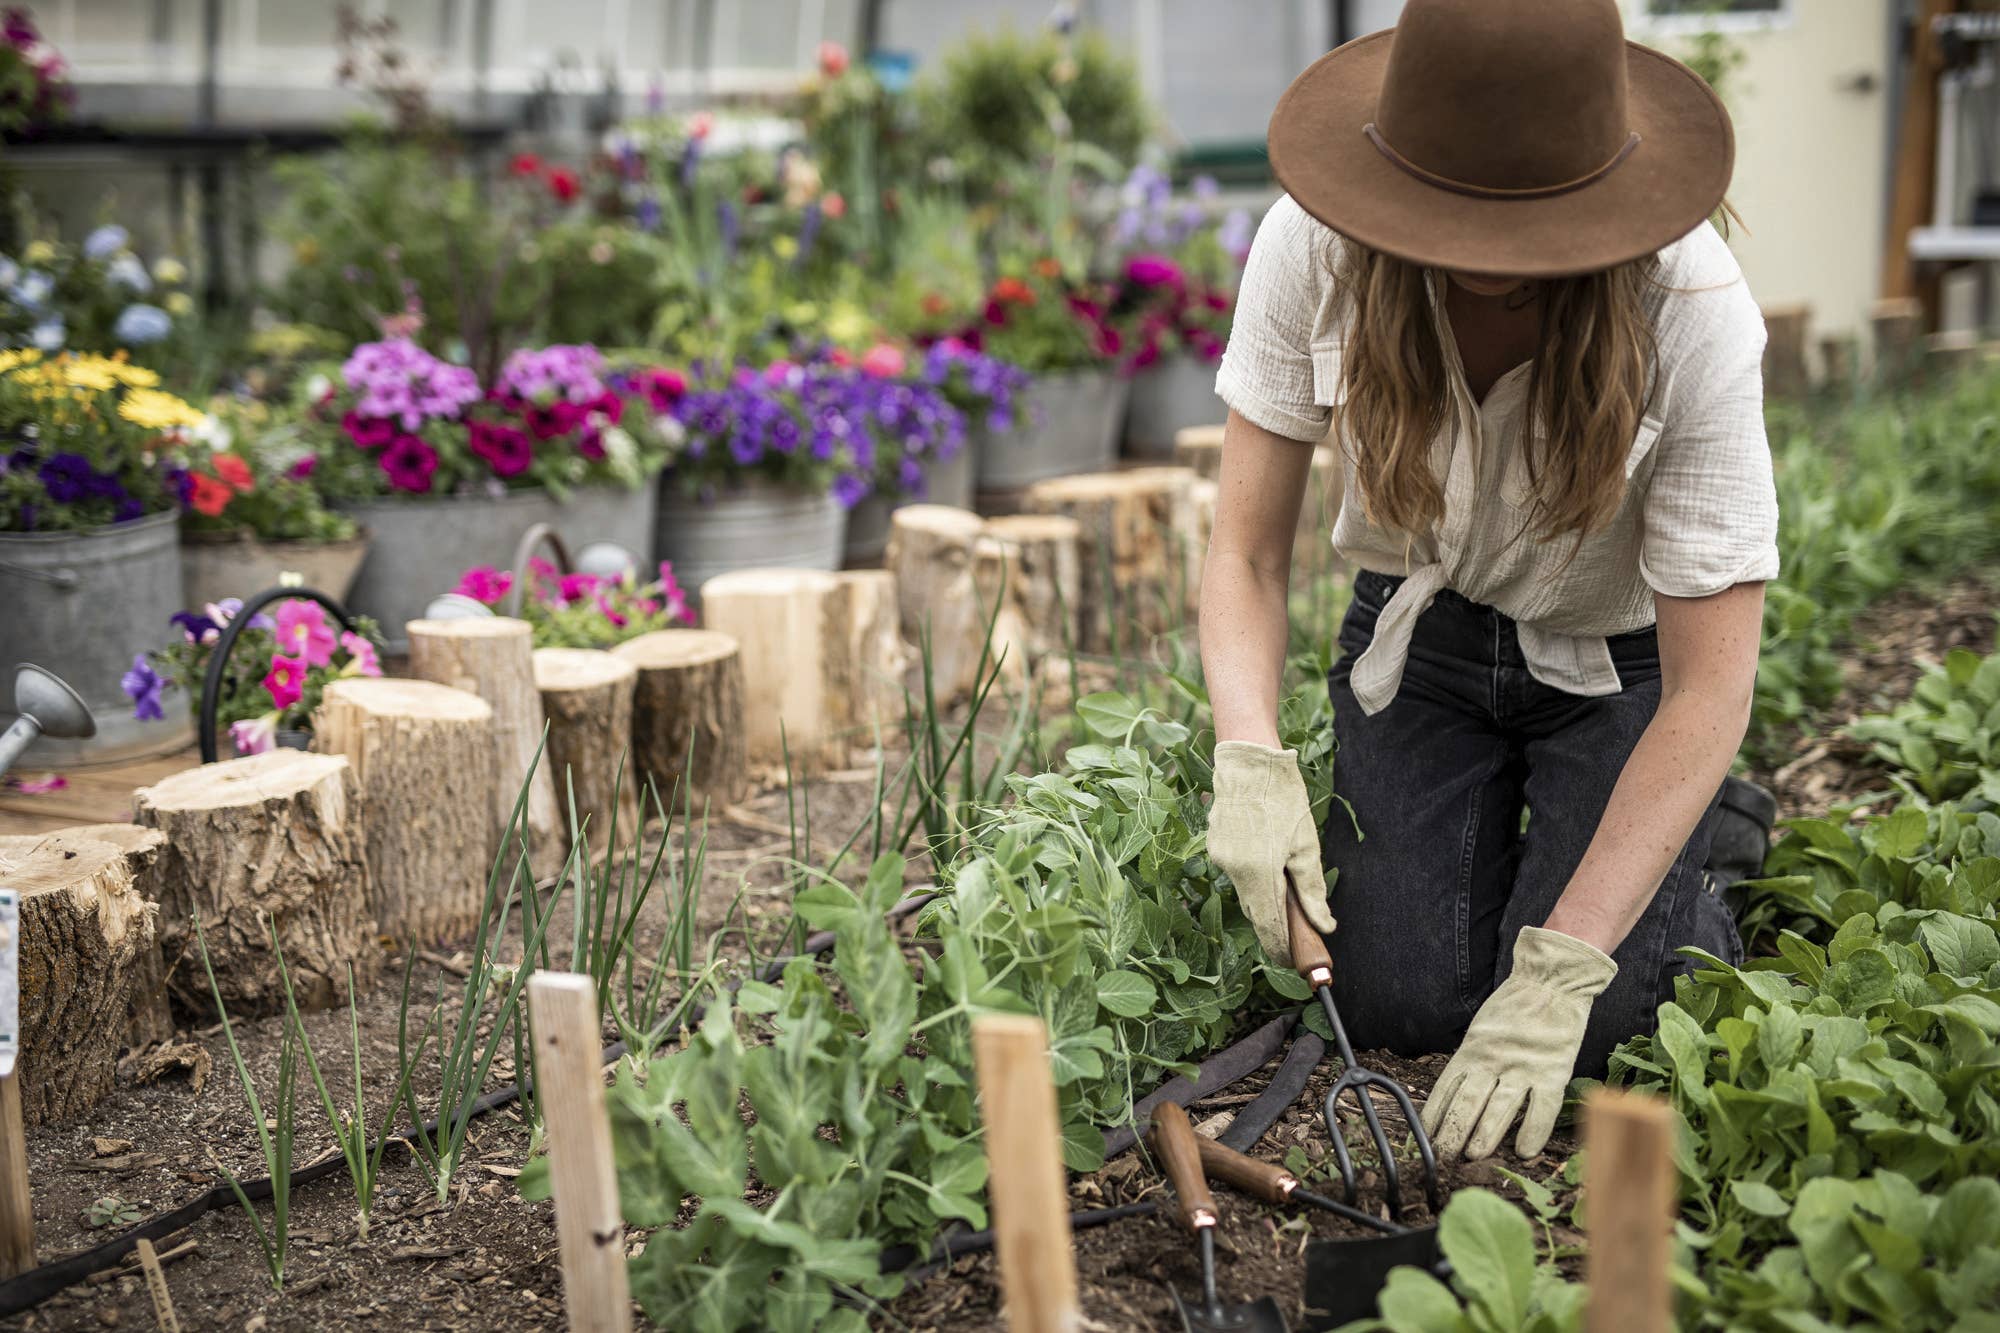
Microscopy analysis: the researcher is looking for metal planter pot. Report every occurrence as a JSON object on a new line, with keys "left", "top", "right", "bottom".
{"left": 977, "top": 370, "right": 1130, "bottom": 492}
{"left": 336, "top": 485, "right": 656, "bottom": 653}
{"left": 0, "top": 509, "right": 193, "bottom": 764}
{"left": 180, "top": 530, "right": 372, "bottom": 611}
{"left": 1123, "top": 355, "right": 1224, "bottom": 459}
{"left": 924, "top": 442, "right": 975, "bottom": 511}
{"left": 655, "top": 478, "right": 845, "bottom": 604}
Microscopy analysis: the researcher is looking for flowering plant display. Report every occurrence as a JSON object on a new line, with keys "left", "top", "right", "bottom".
{"left": 963, "top": 259, "right": 1124, "bottom": 375}
{"left": 919, "top": 338, "right": 1033, "bottom": 435}
{"left": 0, "top": 8, "right": 72, "bottom": 138}
{"left": 122, "top": 596, "right": 384, "bottom": 751}
{"left": 0, "top": 227, "right": 195, "bottom": 362}
{"left": 305, "top": 338, "right": 663, "bottom": 502}
{"left": 176, "top": 398, "right": 358, "bottom": 543}
{"left": 0, "top": 348, "right": 204, "bottom": 532}
{"left": 1101, "top": 165, "right": 1251, "bottom": 370}
{"left": 450, "top": 558, "right": 693, "bottom": 650}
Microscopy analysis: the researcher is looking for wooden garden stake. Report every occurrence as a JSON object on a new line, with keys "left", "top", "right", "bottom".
{"left": 1583, "top": 1087, "right": 1677, "bottom": 1333}
{"left": 135, "top": 1237, "right": 181, "bottom": 1333}
{"left": 971, "top": 1014, "right": 1081, "bottom": 1333}
{"left": 526, "top": 972, "right": 631, "bottom": 1333}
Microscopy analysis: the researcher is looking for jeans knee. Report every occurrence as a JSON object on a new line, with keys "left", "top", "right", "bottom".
{"left": 1325, "top": 929, "right": 1470, "bottom": 1055}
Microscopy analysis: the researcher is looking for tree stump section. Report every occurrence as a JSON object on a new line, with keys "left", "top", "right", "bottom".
{"left": 132, "top": 750, "right": 376, "bottom": 1018}
{"left": 1761, "top": 304, "right": 1811, "bottom": 399}
{"left": 1173, "top": 424, "right": 1224, "bottom": 481}
{"left": 1183, "top": 478, "right": 1220, "bottom": 614}
{"left": 830, "top": 570, "right": 910, "bottom": 760}
{"left": 61, "top": 823, "right": 173, "bottom": 1047}
{"left": 533, "top": 648, "right": 642, "bottom": 855}
{"left": 1025, "top": 467, "right": 1196, "bottom": 655}
{"left": 885, "top": 504, "right": 990, "bottom": 705}
{"left": 1870, "top": 296, "right": 1925, "bottom": 376}
{"left": 0, "top": 835, "right": 156, "bottom": 1126}
{"left": 408, "top": 616, "right": 560, "bottom": 854}
{"left": 1819, "top": 334, "right": 1858, "bottom": 393}
{"left": 315, "top": 678, "right": 496, "bottom": 944}
{"left": 612, "top": 629, "right": 748, "bottom": 818}
{"left": 975, "top": 514, "right": 1083, "bottom": 692}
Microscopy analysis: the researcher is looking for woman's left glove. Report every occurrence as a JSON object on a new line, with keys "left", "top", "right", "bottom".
{"left": 1421, "top": 926, "right": 1617, "bottom": 1161}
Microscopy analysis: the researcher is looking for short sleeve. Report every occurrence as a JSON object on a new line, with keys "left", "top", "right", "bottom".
{"left": 1215, "top": 195, "right": 1333, "bottom": 443}
{"left": 1638, "top": 262, "right": 1781, "bottom": 599}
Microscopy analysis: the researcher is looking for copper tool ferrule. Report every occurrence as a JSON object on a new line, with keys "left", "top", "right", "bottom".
{"left": 1190, "top": 1208, "right": 1218, "bottom": 1229}
{"left": 1307, "top": 965, "right": 1332, "bottom": 988}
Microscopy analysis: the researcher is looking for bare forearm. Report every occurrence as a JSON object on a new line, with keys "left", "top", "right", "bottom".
{"left": 1200, "top": 548, "right": 1292, "bottom": 747}
{"left": 1542, "top": 688, "right": 1746, "bottom": 953}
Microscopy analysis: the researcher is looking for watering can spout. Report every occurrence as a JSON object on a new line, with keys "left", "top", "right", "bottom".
{"left": 0, "top": 663, "right": 93, "bottom": 778}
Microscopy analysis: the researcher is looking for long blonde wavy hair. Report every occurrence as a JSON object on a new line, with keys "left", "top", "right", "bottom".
{"left": 1330, "top": 242, "right": 1659, "bottom": 547}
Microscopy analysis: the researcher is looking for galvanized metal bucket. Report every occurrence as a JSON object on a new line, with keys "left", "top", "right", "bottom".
{"left": 1124, "top": 355, "right": 1224, "bottom": 459}
{"left": 335, "top": 485, "right": 657, "bottom": 653}
{"left": 180, "top": 530, "right": 371, "bottom": 611}
{"left": 0, "top": 509, "right": 194, "bottom": 765}
{"left": 978, "top": 370, "right": 1131, "bottom": 491}
{"left": 655, "top": 478, "right": 845, "bottom": 606}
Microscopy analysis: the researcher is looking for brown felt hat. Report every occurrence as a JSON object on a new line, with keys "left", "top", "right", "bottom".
{"left": 1268, "top": 0, "right": 1734, "bottom": 278}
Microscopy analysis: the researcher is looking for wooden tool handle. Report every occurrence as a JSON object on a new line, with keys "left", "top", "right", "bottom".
{"left": 1196, "top": 1136, "right": 1294, "bottom": 1206}
{"left": 1149, "top": 1102, "right": 1217, "bottom": 1232}
{"left": 1285, "top": 879, "right": 1334, "bottom": 979}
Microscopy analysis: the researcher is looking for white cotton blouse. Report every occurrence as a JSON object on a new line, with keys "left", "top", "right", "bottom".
{"left": 1214, "top": 194, "right": 1781, "bottom": 715}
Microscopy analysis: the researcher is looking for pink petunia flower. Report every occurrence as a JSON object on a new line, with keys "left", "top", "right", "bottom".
{"left": 860, "top": 343, "right": 906, "bottom": 378}
{"left": 454, "top": 565, "right": 513, "bottom": 606}
{"left": 340, "top": 631, "right": 382, "bottom": 678}
{"left": 558, "top": 572, "right": 601, "bottom": 603}
{"left": 263, "top": 654, "right": 307, "bottom": 711}
{"left": 275, "top": 599, "right": 336, "bottom": 668}
{"left": 229, "top": 713, "right": 277, "bottom": 756}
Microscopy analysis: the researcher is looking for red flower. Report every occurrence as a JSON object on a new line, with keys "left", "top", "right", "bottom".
{"left": 641, "top": 369, "right": 686, "bottom": 413}
{"left": 342, "top": 411, "right": 395, "bottom": 451}
{"left": 588, "top": 391, "right": 625, "bottom": 425}
{"left": 818, "top": 40, "right": 850, "bottom": 77}
{"left": 822, "top": 191, "right": 847, "bottom": 220}
{"left": 188, "top": 473, "right": 232, "bottom": 517}
{"left": 991, "top": 277, "right": 1036, "bottom": 306}
{"left": 1202, "top": 289, "right": 1232, "bottom": 312}
{"left": 982, "top": 299, "right": 1009, "bottom": 327}
{"left": 509, "top": 152, "right": 544, "bottom": 177}
{"left": 920, "top": 292, "right": 949, "bottom": 317}
{"left": 212, "top": 454, "right": 254, "bottom": 491}
{"left": 1034, "top": 257, "right": 1062, "bottom": 280}
{"left": 547, "top": 167, "right": 581, "bottom": 203}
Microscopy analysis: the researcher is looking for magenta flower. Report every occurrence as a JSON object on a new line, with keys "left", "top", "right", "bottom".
{"left": 469, "top": 419, "right": 534, "bottom": 478}
{"left": 1125, "top": 253, "right": 1185, "bottom": 289}
{"left": 380, "top": 434, "right": 440, "bottom": 493}
{"left": 287, "top": 454, "right": 318, "bottom": 480}
{"left": 342, "top": 411, "right": 396, "bottom": 451}
{"left": 339, "top": 631, "right": 382, "bottom": 677}
{"left": 558, "top": 572, "right": 601, "bottom": 603}
{"left": 454, "top": 565, "right": 514, "bottom": 606}
{"left": 275, "top": 599, "right": 336, "bottom": 668}
{"left": 264, "top": 653, "right": 307, "bottom": 711}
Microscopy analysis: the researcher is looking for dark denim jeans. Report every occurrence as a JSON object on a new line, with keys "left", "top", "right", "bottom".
{"left": 1318, "top": 569, "right": 1743, "bottom": 1079}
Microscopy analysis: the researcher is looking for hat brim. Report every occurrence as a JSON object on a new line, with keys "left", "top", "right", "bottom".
{"left": 1267, "top": 32, "right": 1734, "bottom": 277}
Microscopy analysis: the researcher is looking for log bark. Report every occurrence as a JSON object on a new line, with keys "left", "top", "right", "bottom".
{"left": 976, "top": 514, "right": 1083, "bottom": 692}
{"left": 132, "top": 750, "right": 376, "bottom": 1018}
{"left": 885, "top": 504, "right": 990, "bottom": 704}
{"left": 1819, "top": 334, "right": 1858, "bottom": 393}
{"left": 407, "top": 616, "right": 560, "bottom": 854}
{"left": 314, "top": 677, "right": 496, "bottom": 944}
{"left": 1173, "top": 424, "right": 1224, "bottom": 481}
{"left": 61, "top": 823, "right": 172, "bottom": 1046}
{"left": 0, "top": 835, "right": 156, "bottom": 1126}
{"left": 611, "top": 629, "right": 749, "bottom": 816}
{"left": 1870, "top": 296, "right": 1926, "bottom": 375}
{"left": 1024, "top": 467, "right": 1197, "bottom": 655}
{"left": 829, "top": 570, "right": 910, "bottom": 759}
{"left": 1761, "top": 304, "right": 1811, "bottom": 399}
{"left": 533, "top": 647, "right": 642, "bottom": 855}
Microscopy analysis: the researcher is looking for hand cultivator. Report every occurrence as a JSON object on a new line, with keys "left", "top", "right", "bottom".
{"left": 1285, "top": 884, "right": 1441, "bottom": 1220}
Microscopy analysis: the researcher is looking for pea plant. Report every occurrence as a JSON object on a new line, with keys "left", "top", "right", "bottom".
{"left": 590, "top": 676, "right": 1333, "bottom": 1332}
{"left": 1846, "top": 646, "right": 2000, "bottom": 806}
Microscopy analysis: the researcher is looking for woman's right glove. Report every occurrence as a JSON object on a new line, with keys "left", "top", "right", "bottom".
{"left": 1205, "top": 740, "right": 1338, "bottom": 967}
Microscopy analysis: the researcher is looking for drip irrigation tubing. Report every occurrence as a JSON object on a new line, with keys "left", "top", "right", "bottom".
{"left": 0, "top": 892, "right": 1314, "bottom": 1318}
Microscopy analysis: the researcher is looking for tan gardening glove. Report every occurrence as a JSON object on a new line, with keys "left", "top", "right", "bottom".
{"left": 1206, "top": 741, "right": 1337, "bottom": 967}
{"left": 1421, "top": 926, "right": 1618, "bottom": 1161}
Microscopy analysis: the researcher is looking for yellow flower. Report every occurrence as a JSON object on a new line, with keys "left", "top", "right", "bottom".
{"left": 772, "top": 235, "right": 799, "bottom": 261}
{"left": 22, "top": 240, "right": 54, "bottom": 265}
{"left": 0, "top": 348, "right": 44, "bottom": 376}
{"left": 165, "top": 292, "right": 194, "bottom": 317}
{"left": 294, "top": 238, "right": 321, "bottom": 265}
{"left": 118, "top": 387, "right": 207, "bottom": 432}
{"left": 154, "top": 257, "right": 188, "bottom": 285}
{"left": 825, "top": 304, "right": 871, "bottom": 345}
{"left": 58, "top": 353, "right": 159, "bottom": 392}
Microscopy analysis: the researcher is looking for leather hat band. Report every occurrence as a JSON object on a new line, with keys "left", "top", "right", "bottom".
{"left": 1361, "top": 122, "right": 1642, "bottom": 201}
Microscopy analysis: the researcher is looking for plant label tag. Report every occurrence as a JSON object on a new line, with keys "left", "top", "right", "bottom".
{"left": 0, "top": 887, "right": 16, "bottom": 1078}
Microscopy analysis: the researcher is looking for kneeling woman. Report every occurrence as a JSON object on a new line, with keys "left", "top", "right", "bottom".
{"left": 1201, "top": 0, "right": 1778, "bottom": 1163}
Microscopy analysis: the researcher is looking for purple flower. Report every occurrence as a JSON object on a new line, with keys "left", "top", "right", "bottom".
{"left": 83, "top": 225, "right": 129, "bottom": 261}
{"left": 718, "top": 200, "right": 739, "bottom": 261}
{"left": 36, "top": 452, "right": 97, "bottom": 504}
{"left": 635, "top": 194, "right": 662, "bottom": 232}
{"left": 796, "top": 201, "right": 822, "bottom": 268}
{"left": 121, "top": 653, "right": 166, "bottom": 721}
{"left": 495, "top": 344, "right": 608, "bottom": 404}
{"left": 831, "top": 473, "right": 870, "bottom": 508}
{"left": 340, "top": 338, "right": 481, "bottom": 430}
